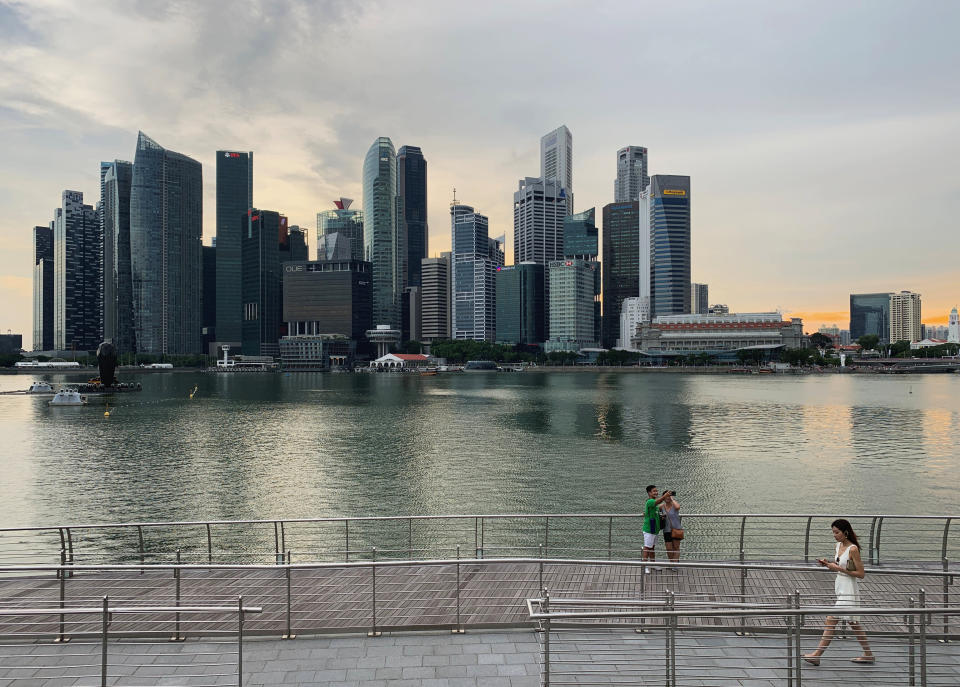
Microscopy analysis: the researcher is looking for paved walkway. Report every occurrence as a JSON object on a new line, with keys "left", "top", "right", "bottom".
{"left": 2, "top": 628, "right": 959, "bottom": 686}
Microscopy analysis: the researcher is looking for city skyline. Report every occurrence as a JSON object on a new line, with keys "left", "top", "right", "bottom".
{"left": 2, "top": 2, "right": 959, "bottom": 347}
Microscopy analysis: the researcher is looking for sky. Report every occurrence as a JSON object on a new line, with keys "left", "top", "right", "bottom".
{"left": 2, "top": 0, "right": 959, "bottom": 348}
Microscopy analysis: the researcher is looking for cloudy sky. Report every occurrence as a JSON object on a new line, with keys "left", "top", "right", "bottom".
{"left": 2, "top": 0, "right": 959, "bottom": 347}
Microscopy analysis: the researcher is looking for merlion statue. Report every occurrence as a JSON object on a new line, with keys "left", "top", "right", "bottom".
{"left": 97, "top": 340, "right": 118, "bottom": 387}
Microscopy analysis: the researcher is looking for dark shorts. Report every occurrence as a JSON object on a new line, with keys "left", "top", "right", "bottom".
{"left": 663, "top": 530, "right": 675, "bottom": 543}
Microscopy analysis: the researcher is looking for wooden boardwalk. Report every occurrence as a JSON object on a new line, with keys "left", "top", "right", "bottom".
{"left": 0, "top": 559, "right": 953, "bottom": 639}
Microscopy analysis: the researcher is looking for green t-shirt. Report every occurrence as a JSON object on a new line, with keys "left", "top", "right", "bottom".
{"left": 643, "top": 498, "right": 660, "bottom": 534}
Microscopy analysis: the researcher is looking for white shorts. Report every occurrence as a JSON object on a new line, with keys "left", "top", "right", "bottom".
{"left": 643, "top": 532, "right": 658, "bottom": 549}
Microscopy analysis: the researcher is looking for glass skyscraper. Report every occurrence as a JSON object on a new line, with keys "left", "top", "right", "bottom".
{"left": 32, "top": 224, "right": 54, "bottom": 351}
{"left": 53, "top": 190, "right": 101, "bottom": 351}
{"left": 216, "top": 150, "right": 253, "bottom": 347}
{"left": 495, "top": 262, "right": 545, "bottom": 346}
{"left": 102, "top": 160, "right": 134, "bottom": 353}
{"left": 317, "top": 198, "right": 364, "bottom": 261}
{"left": 363, "top": 137, "right": 400, "bottom": 327}
{"left": 850, "top": 293, "right": 892, "bottom": 344}
{"left": 650, "top": 175, "right": 691, "bottom": 318}
{"left": 451, "top": 203, "right": 495, "bottom": 341}
{"left": 513, "top": 177, "right": 568, "bottom": 265}
{"left": 601, "top": 201, "right": 640, "bottom": 348}
{"left": 241, "top": 209, "right": 289, "bottom": 356}
{"left": 614, "top": 146, "right": 649, "bottom": 202}
{"left": 397, "top": 146, "right": 428, "bottom": 288}
{"left": 131, "top": 131, "right": 203, "bottom": 355}
{"left": 541, "top": 125, "right": 573, "bottom": 213}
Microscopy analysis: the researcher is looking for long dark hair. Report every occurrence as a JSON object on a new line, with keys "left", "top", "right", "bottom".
{"left": 831, "top": 519, "right": 860, "bottom": 549}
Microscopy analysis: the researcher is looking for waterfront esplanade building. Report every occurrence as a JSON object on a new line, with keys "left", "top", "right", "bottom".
{"left": 633, "top": 312, "right": 804, "bottom": 359}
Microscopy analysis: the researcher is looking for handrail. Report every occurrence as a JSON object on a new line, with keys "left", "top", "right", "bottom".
{"left": 0, "top": 604, "right": 262, "bottom": 616}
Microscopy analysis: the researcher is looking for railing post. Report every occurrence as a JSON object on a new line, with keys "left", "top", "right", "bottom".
{"left": 785, "top": 593, "right": 793, "bottom": 687}
{"left": 452, "top": 545, "right": 464, "bottom": 634}
{"left": 57, "top": 528, "right": 66, "bottom": 572}
{"left": 803, "top": 516, "right": 813, "bottom": 564}
{"left": 408, "top": 517, "right": 413, "bottom": 559}
{"left": 941, "top": 517, "right": 952, "bottom": 640}
{"left": 171, "top": 549, "right": 183, "bottom": 641}
{"left": 738, "top": 517, "right": 748, "bottom": 635}
{"left": 55, "top": 548, "right": 68, "bottom": 643}
{"left": 538, "top": 545, "right": 544, "bottom": 591}
{"left": 283, "top": 551, "right": 295, "bottom": 639}
{"left": 544, "top": 516, "right": 549, "bottom": 558}
{"left": 665, "top": 591, "right": 673, "bottom": 687}
{"left": 542, "top": 590, "right": 550, "bottom": 687}
{"left": 480, "top": 517, "right": 484, "bottom": 559}
{"left": 368, "top": 550, "right": 380, "bottom": 637}
{"left": 345, "top": 520, "right": 350, "bottom": 562}
{"left": 280, "top": 522, "right": 286, "bottom": 557}
{"left": 636, "top": 561, "right": 647, "bottom": 633}
{"left": 908, "top": 597, "right": 916, "bottom": 686}
{"left": 608, "top": 516, "right": 613, "bottom": 560}
{"left": 794, "top": 590, "right": 802, "bottom": 687}
{"left": 65, "top": 527, "right": 74, "bottom": 577}
{"left": 137, "top": 525, "right": 145, "bottom": 572}
{"left": 206, "top": 523, "right": 213, "bottom": 565}
{"left": 100, "top": 595, "right": 108, "bottom": 687}
{"left": 474, "top": 517, "right": 479, "bottom": 558}
{"left": 274, "top": 522, "right": 281, "bottom": 564}
{"left": 919, "top": 588, "right": 927, "bottom": 686}
{"left": 237, "top": 595, "right": 244, "bottom": 687}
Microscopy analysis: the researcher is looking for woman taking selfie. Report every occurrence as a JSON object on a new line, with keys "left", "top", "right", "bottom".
{"left": 803, "top": 519, "right": 875, "bottom": 665}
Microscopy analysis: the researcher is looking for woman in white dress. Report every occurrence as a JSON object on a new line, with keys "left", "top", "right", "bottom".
{"left": 803, "top": 519, "right": 875, "bottom": 665}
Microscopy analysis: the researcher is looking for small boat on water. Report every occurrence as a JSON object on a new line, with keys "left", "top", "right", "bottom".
{"left": 49, "top": 389, "right": 88, "bottom": 406}
{"left": 27, "top": 381, "right": 55, "bottom": 394}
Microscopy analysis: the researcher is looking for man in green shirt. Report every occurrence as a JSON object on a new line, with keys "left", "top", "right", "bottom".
{"left": 642, "top": 485, "right": 672, "bottom": 573}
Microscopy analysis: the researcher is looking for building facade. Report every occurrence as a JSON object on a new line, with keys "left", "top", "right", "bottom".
{"left": 131, "top": 132, "right": 203, "bottom": 354}
{"left": 288, "top": 225, "right": 308, "bottom": 262}
{"left": 317, "top": 198, "right": 364, "bottom": 262}
{"left": 691, "top": 283, "right": 709, "bottom": 315}
{"left": 649, "top": 175, "right": 691, "bottom": 318}
{"left": 889, "top": 290, "right": 921, "bottom": 343}
{"left": 101, "top": 160, "right": 134, "bottom": 352}
{"left": 215, "top": 150, "right": 253, "bottom": 348}
{"left": 634, "top": 312, "right": 804, "bottom": 352}
{"left": 32, "top": 224, "right": 54, "bottom": 351}
{"left": 601, "top": 201, "right": 640, "bottom": 348}
{"left": 618, "top": 296, "right": 648, "bottom": 350}
{"left": 281, "top": 260, "right": 373, "bottom": 344}
{"left": 397, "top": 146, "right": 428, "bottom": 288}
{"left": 563, "top": 208, "right": 601, "bottom": 344}
{"left": 849, "top": 292, "right": 891, "bottom": 344}
{"left": 949, "top": 307, "right": 960, "bottom": 344}
{"left": 202, "top": 244, "right": 216, "bottom": 354}
{"left": 451, "top": 203, "right": 495, "bottom": 341}
{"left": 363, "top": 137, "right": 401, "bottom": 327}
{"left": 513, "top": 177, "right": 569, "bottom": 265}
{"left": 541, "top": 125, "right": 573, "bottom": 213}
{"left": 53, "top": 190, "right": 101, "bottom": 352}
{"left": 241, "top": 210, "right": 290, "bottom": 356}
{"left": 546, "top": 259, "right": 600, "bottom": 352}
{"left": 495, "top": 262, "right": 545, "bottom": 346}
{"left": 279, "top": 334, "right": 354, "bottom": 370}
{"left": 420, "top": 253, "right": 451, "bottom": 342}
{"left": 614, "top": 146, "right": 649, "bottom": 203}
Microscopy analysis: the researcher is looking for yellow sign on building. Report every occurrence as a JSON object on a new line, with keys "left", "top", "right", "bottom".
{"left": 663, "top": 189, "right": 686, "bottom": 196}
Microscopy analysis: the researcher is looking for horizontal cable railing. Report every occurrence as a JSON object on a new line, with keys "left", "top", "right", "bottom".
{"left": 0, "top": 598, "right": 260, "bottom": 687}
{"left": 0, "top": 557, "right": 955, "bottom": 641}
{"left": 0, "top": 513, "right": 956, "bottom": 569}
{"left": 528, "top": 594, "right": 960, "bottom": 686}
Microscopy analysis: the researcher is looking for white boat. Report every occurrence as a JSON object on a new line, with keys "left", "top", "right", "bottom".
{"left": 27, "top": 381, "right": 54, "bottom": 394}
{"left": 49, "top": 389, "right": 88, "bottom": 406}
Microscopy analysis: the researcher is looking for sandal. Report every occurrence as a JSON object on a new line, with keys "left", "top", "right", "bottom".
{"left": 851, "top": 657, "right": 875, "bottom": 664}
{"left": 802, "top": 655, "right": 821, "bottom": 666}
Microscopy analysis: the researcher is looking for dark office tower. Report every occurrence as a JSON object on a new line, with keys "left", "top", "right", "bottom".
{"left": 288, "top": 225, "right": 308, "bottom": 262}
{"left": 397, "top": 146, "right": 428, "bottom": 288}
{"left": 496, "top": 262, "right": 546, "bottom": 345}
{"left": 282, "top": 260, "right": 373, "bottom": 342}
{"left": 850, "top": 293, "right": 892, "bottom": 344}
{"left": 102, "top": 160, "right": 134, "bottom": 353}
{"left": 451, "top": 203, "right": 495, "bottom": 341}
{"left": 202, "top": 244, "right": 216, "bottom": 353}
{"left": 649, "top": 175, "right": 691, "bottom": 318}
{"left": 33, "top": 225, "right": 55, "bottom": 350}
{"left": 614, "top": 146, "right": 649, "bottom": 202}
{"left": 401, "top": 286, "right": 422, "bottom": 342}
{"left": 215, "top": 150, "right": 253, "bottom": 348}
{"left": 601, "top": 201, "right": 640, "bottom": 348}
{"left": 420, "top": 253, "right": 451, "bottom": 342}
{"left": 317, "top": 198, "right": 364, "bottom": 261}
{"left": 53, "top": 190, "right": 101, "bottom": 352}
{"left": 130, "top": 131, "right": 203, "bottom": 354}
{"left": 241, "top": 210, "right": 289, "bottom": 356}
{"left": 363, "top": 137, "right": 400, "bottom": 327}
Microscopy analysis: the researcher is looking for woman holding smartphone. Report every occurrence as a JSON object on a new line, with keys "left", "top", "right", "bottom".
{"left": 803, "top": 519, "right": 875, "bottom": 665}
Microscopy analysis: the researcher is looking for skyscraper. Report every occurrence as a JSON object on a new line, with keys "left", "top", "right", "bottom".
{"left": 563, "top": 208, "right": 601, "bottom": 343}
{"left": 215, "top": 150, "right": 253, "bottom": 348}
{"left": 601, "top": 201, "right": 640, "bottom": 348}
{"left": 32, "top": 224, "right": 54, "bottom": 351}
{"left": 849, "top": 293, "right": 891, "bottom": 344}
{"left": 451, "top": 203, "right": 495, "bottom": 341}
{"left": 131, "top": 131, "right": 203, "bottom": 354}
{"left": 288, "top": 225, "right": 308, "bottom": 262}
{"left": 397, "top": 146, "right": 428, "bottom": 288}
{"left": 541, "top": 125, "right": 573, "bottom": 213}
{"left": 614, "top": 146, "right": 649, "bottom": 202}
{"left": 495, "top": 262, "right": 545, "bottom": 346}
{"left": 101, "top": 160, "right": 134, "bottom": 353}
{"left": 649, "top": 175, "right": 691, "bottom": 318}
{"left": 363, "top": 137, "right": 400, "bottom": 327}
{"left": 202, "top": 244, "right": 216, "bottom": 353}
{"left": 53, "top": 190, "right": 101, "bottom": 351}
{"left": 889, "top": 291, "right": 922, "bottom": 343}
{"left": 546, "top": 259, "right": 600, "bottom": 352}
{"left": 691, "top": 283, "right": 709, "bottom": 315}
{"left": 513, "top": 177, "right": 568, "bottom": 265}
{"left": 317, "top": 198, "right": 364, "bottom": 261}
{"left": 421, "top": 253, "right": 451, "bottom": 342}
{"left": 282, "top": 259, "right": 373, "bottom": 343}
{"left": 241, "top": 209, "right": 290, "bottom": 356}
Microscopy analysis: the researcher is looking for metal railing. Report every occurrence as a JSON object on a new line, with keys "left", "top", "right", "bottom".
{"left": 0, "top": 512, "right": 956, "bottom": 568}
{"left": 528, "top": 594, "right": 960, "bottom": 686}
{"left": 0, "top": 557, "right": 955, "bottom": 641}
{"left": 0, "top": 597, "right": 261, "bottom": 687}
